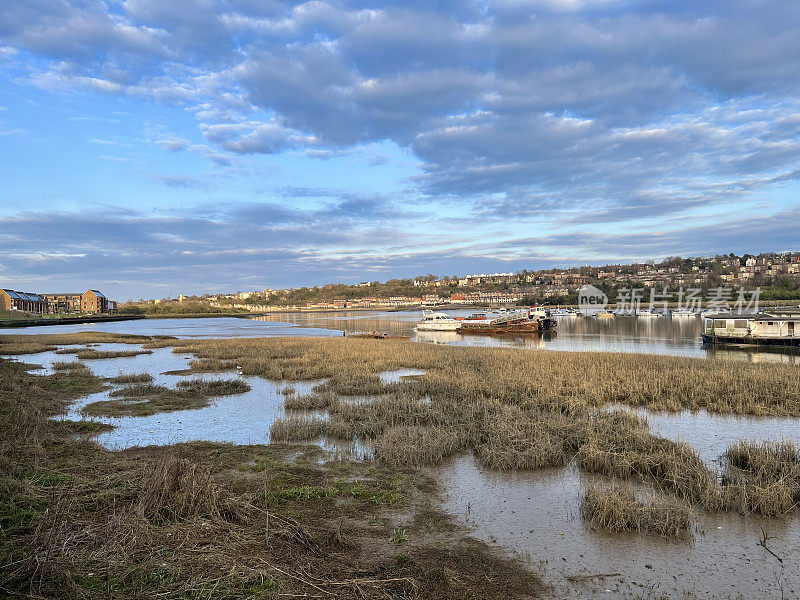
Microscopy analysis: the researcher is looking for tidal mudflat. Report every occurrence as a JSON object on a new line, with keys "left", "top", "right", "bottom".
{"left": 2, "top": 331, "right": 799, "bottom": 599}
{"left": 439, "top": 454, "right": 797, "bottom": 599}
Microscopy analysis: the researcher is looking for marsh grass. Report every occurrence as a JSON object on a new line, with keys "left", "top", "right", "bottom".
{"left": 270, "top": 416, "right": 329, "bottom": 442}
{"left": 85, "top": 379, "right": 252, "bottom": 417}
{"left": 377, "top": 426, "right": 463, "bottom": 467}
{"left": 76, "top": 349, "right": 153, "bottom": 359}
{"left": 109, "top": 383, "right": 170, "bottom": 397}
{"left": 128, "top": 336, "right": 800, "bottom": 417}
{"left": 107, "top": 373, "right": 154, "bottom": 384}
{"left": 721, "top": 440, "right": 800, "bottom": 516}
{"left": 1, "top": 359, "right": 539, "bottom": 599}
{"left": 314, "top": 374, "right": 392, "bottom": 397}
{"left": 176, "top": 378, "right": 251, "bottom": 396}
{"left": 6, "top": 333, "right": 800, "bottom": 417}
{"left": 0, "top": 332, "right": 177, "bottom": 356}
{"left": 581, "top": 482, "right": 693, "bottom": 538}
{"left": 136, "top": 454, "right": 221, "bottom": 523}
{"left": 284, "top": 391, "right": 336, "bottom": 410}
{"left": 52, "top": 361, "right": 89, "bottom": 372}
{"left": 5, "top": 334, "right": 800, "bottom": 523}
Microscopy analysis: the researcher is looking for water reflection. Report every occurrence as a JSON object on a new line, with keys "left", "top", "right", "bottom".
{"left": 4, "top": 310, "right": 800, "bottom": 362}
{"left": 0, "top": 316, "right": 343, "bottom": 339}
{"left": 255, "top": 311, "right": 800, "bottom": 362}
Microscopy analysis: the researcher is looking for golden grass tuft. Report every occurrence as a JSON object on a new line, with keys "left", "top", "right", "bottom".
{"left": 270, "top": 415, "right": 329, "bottom": 442}
{"left": 377, "top": 426, "right": 463, "bottom": 467}
{"left": 135, "top": 454, "right": 220, "bottom": 523}
{"left": 107, "top": 372, "right": 154, "bottom": 384}
{"left": 721, "top": 440, "right": 800, "bottom": 516}
{"left": 51, "top": 360, "right": 89, "bottom": 372}
{"left": 581, "top": 482, "right": 694, "bottom": 538}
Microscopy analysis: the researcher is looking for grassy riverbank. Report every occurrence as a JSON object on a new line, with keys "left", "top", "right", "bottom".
{"left": 0, "top": 357, "right": 540, "bottom": 599}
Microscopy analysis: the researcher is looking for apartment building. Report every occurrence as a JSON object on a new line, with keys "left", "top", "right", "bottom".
{"left": 1, "top": 290, "right": 48, "bottom": 313}
{"left": 41, "top": 293, "right": 83, "bottom": 313}
{"left": 2, "top": 288, "right": 112, "bottom": 314}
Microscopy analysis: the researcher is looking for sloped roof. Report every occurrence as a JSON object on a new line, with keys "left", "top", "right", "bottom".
{"left": 2, "top": 289, "right": 21, "bottom": 299}
{"left": 88, "top": 289, "right": 106, "bottom": 298}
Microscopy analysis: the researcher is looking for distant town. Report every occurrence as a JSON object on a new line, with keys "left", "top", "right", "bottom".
{"left": 125, "top": 251, "right": 800, "bottom": 313}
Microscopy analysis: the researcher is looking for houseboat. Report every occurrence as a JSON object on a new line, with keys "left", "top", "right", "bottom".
{"left": 671, "top": 308, "right": 696, "bottom": 317}
{"left": 702, "top": 312, "right": 800, "bottom": 346}
{"left": 636, "top": 308, "right": 660, "bottom": 318}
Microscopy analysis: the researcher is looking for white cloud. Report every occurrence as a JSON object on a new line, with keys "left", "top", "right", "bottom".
{"left": 3, "top": 0, "right": 800, "bottom": 223}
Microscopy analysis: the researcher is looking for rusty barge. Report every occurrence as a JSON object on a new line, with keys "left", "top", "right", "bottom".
{"left": 456, "top": 307, "right": 557, "bottom": 335}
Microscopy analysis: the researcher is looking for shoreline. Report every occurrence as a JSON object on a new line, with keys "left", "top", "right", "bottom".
{"left": 0, "top": 314, "right": 146, "bottom": 328}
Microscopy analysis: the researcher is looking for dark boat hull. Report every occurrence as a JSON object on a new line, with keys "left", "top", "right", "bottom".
{"left": 458, "top": 320, "right": 539, "bottom": 334}
{"left": 702, "top": 333, "right": 800, "bottom": 347}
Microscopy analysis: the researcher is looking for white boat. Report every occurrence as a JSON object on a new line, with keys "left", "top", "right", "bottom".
{"left": 551, "top": 308, "right": 579, "bottom": 317}
{"left": 415, "top": 311, "right": 461, "bottom": 331}
{"left": 636, "top": 308, "right": 661, "bottom": 318}
{"left": 671, "top": 308, "right": 696, "bottom": 317}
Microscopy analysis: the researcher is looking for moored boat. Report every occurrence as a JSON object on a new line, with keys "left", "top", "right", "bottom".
{"left": 701, "top": 312, "right": 800, "bottom": 346}
{"left": 414, "top": 311, "right": 461, "bottom": 331}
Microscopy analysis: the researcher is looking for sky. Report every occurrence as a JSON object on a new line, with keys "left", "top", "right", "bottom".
{"left": 1, "top": 0, "right": 800, "bottom": 300}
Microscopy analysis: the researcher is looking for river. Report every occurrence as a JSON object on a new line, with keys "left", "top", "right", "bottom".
{"left": 3, "top": 310, "right": 800, "bottom": 363}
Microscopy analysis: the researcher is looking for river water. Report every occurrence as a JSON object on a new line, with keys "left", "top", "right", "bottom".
{"left": 4, "top": 310, "right": 800, "bottom": 362}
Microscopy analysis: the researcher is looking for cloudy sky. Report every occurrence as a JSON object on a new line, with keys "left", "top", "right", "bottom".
{"left": 2, "top": 0, "right": 800, "bottom": 299}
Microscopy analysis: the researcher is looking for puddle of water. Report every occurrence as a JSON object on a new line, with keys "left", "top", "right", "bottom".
{"left": 379, "top": 368, "right": 427, "bottom": 384}
{"left": 20, "top": 343, "right": 193, "bottom": 378}
{"left": 437, "top": 453, "right": 798, "bottom": 599}
{"left": 64, "top": 373, "right": 316, "bottom": 450}
{"left": 63, "top": 373, "right": 321, "bottom": 450}
{"left": 608, "top": 404, "right": 800, "bottom": 467}
{"left": 35, "top": 344, "right": 322, "bottom": 450}
{"left": 316, "top": 437, "right": 376, "bottom": 461}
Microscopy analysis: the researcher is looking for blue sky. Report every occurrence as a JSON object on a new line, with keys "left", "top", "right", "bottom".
{"left": 2, "top": 0, "right": 800, "bottom": 300}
